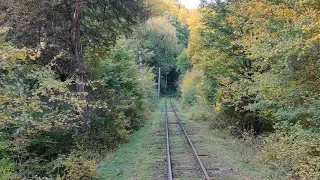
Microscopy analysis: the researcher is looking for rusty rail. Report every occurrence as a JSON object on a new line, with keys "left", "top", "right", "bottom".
{"left": 165, "top": 98, "right": 173, "bottom": 180}
{"left": 169, "top": 98, "right": 210, "bottom": 180}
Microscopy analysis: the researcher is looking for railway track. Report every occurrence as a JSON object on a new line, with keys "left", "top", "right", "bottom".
{"left": 164, "top": 98, "right": 211, "bottom": 180}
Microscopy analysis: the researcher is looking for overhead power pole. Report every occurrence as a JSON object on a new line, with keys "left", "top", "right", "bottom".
{"left": 166, "top": 73, "right": 168, "bottom": 94}
{"left": 158, "top": 67, "right": 161, "bottom": 98}
{"left": 138, "top": 50, "right": 145, "bottom": 91}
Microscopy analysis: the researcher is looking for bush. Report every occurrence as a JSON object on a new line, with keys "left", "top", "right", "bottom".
{"left": 261, "top": 124, "right": 320, "bottom": 179}
{"left": 187, "top": 106, "right": 209, "bottom": 121}
{"left": 210, "top": 112, "right": 235, "bottom": 129}
{"left": 182, "top": 86, "right": 197, "bottom": 108}
{"left": 0, "top": 158, "right": 16, "bottom": 179}
{"left": 180, "top": 70, "right": 204, "bottom": 108}
{"left": 63, "top": 154, "right": 97, "bottom": 180}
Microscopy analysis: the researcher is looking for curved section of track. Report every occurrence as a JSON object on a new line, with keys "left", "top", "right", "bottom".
{"left": 165, "top": 98, "right": 210, "bottom": 180}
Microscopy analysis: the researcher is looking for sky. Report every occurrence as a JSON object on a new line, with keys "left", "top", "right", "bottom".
{"left": 180, "top": 0, "right": 200, "bottom": 9}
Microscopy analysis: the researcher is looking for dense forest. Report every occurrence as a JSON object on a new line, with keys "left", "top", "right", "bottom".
{"left": 180, "top": 0, "right": 320, "bottom": 179}
{"left": 0, "top": 0, "right": 189, "bottom": 179}
{"left": 0, "top": 0, "right": 319, "bottom": 179}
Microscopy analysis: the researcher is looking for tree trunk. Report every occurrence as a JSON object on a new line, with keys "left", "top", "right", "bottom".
{"left": 72, "top": 0, "right": 89, "bottom": 131}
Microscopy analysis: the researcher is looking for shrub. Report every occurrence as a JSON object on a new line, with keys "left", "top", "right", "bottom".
{"left": 63, "top": 154, "right": 97, "bottom": 180}
{"left": 0, "top": 158, "right": 16, "bottom": 179}
{"left": 261, "top": 124, "right": 320, "bottom": 179}
{"left": 210, "top": 112, "right": 235, "bottom": 129}
{"left": 180, "top": 70, "right": 204, "bottom": 108}
{"left": 182, "top": 86, "right": 197, "bottom": 107}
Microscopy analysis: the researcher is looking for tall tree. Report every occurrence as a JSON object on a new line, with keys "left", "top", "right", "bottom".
{"left": 3, "top": 0, "right": 144, "bottom": 129}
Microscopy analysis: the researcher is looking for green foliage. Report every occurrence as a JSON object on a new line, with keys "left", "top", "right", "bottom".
{"left": 5, "top": 0, "right": 143, "bottom": 61}
{"left": 167, "top": 14, "right": 190, "bottom": 48}
{"left": 0, "top": 42, "right": 87, "bottom": 178}
{"left": 63, "top": 153, "right": 97, "bottom": 180}
{"left": 261, "top": 124, "right": 320, "bottom": 179}
{"left": 0, "top": 27, "right": 152, "bottom": 180}
{"left": 186, "top": 105, "right": 212, "bottom": 122}
{"left": 180, "top": 0, "right": 320, "bottom": 178}
{"left": 182, "top": 86, "right": 197, "bottom": 107}
{"left": 0, "top": 158, "right": 16, "bottom": 179}
{"left": 81, "top": 37, "right": 156, "bottom": 153}
{"left": 176, "top": 52, "right": 192, "bottom": 74}
{"left": 137, "top": 15, "right": 188, "bottom": 93}
{"left": 92, "top": 39, "right": 148, "bottom": 129}
{"left": 0, "top": 0, "right": 153, "bottom": 179}
{"left": 141, "top": 16, "right": 182, "bottom": 72}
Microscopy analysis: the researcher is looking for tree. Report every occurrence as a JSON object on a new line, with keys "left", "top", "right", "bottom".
{"left": 0, "top": 1, "right": 151, "bottom": 178}
{"left": 181, "top": 0, "right": 320, "bottom": 178}
{"left": 177, "top": 52, "right": 192, "bottom": 74}
{"left": 138, "top": 16, "right": 184, "bottom": 92}
{"left": 3, "top": 0, "right": 144, "bottom": 129}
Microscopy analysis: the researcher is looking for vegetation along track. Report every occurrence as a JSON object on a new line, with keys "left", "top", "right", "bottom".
{"left": 165, "top": 98, "right": 211, "bottom": 180}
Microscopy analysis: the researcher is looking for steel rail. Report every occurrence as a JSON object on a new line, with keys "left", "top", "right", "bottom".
{"left": 165, "top": 98, "right": 173, "bottom": 180}
{"left": 169, "top": 98, "right": 211, "bottom": 180}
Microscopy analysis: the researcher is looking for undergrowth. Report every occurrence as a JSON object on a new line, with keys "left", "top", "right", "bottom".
{"left": 97, "top": 99, "right": 165, "bottom": 179}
